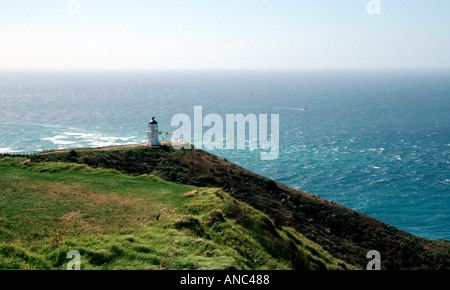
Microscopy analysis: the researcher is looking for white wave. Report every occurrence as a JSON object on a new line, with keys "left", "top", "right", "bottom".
{"left": 41, "top": 129, "right": 139, "bottom": 149}
{"left": 55, "top": 140, "right": 77, "bottom": 145}
{"left": 62, "top": 132, "right": 84, "bottom": 136}
{"left": 42, "top": 137, "right": 76, "bottom": 145}
{"left": 64, "top": 132, "right": 132, "bottom": 143}
{"left": 88, "top": 141, "right": 121, "bottom": 147}
{"left": 75, "top": 133, "right": 97, "bottom": 139}
{"left": 98, "top": 136, "right": 127, "bottom": 142}
{"left": 0, "top": 147, "right": 21, "bottom": 153}
{"left": 367, "top": 148, "right": 385, "bottom": 153}
{"left": 275, "top": 107, "right": 309, "bottom": 111}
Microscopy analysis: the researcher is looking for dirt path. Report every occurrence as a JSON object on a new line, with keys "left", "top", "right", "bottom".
{"left": 36, "top": 141, "right": 173, "bottom": 155}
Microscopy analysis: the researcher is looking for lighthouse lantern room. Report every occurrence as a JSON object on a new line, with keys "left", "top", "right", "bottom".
{"left": 147, "top": 117, "right": 161, "bottom": 146}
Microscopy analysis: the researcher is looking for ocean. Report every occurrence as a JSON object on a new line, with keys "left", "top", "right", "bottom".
{"left": 0, "top": 69, "right": 449, "bottom": 240}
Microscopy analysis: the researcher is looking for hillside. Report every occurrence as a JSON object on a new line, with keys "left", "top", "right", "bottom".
{"left": 0, "top": 156, "right": 352, "bottom": 270}
{"left": 2, "top": 144, "right": 449, "bottom": 269}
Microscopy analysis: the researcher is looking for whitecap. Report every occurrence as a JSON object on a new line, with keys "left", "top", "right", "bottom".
{"left": 88, "top": 140, "right": 123, "bottom": 147}
{"left": 98, "top": 137, "right": 122, "bottom": 142}
{"left": 53, "top": 135, "right": 69, "bottom": 139}
{"left": 0, "top": 147, "right": 20, "bottom": 153}
{"left": 42, "top": 137, "right": 76, "bottom": 145}
{"left": 73, "top": 133, "right": 97, "bottom": 139}
{"left": 276, "top": 107, "right": 308, "bottom": 111}
{"left": 62, "top": 132, "right": 84, "bottom": 136}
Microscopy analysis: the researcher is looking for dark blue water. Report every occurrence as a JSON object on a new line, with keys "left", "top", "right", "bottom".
{"left": 0, "top": 70, "right": 449, "bottom": 240}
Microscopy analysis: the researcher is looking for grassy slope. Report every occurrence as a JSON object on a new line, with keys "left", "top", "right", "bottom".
{"left": 26, "top": 145, "right": 450, "bottom": 270}
{"left": 0, "top": 157, "right": 353, "bottom": 270}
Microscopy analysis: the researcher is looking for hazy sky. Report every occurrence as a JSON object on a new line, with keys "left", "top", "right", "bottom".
{"left": 0, "top": 0, "right": 449, "bottom": 70}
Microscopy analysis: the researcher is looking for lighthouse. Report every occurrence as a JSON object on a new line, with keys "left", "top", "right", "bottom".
{"left": 146, "top": 117, "right": 161, "bottom": 146}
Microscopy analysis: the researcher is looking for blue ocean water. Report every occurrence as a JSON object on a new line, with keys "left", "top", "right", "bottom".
{"left": 0, "top": 70, "right": 449, "bottom": 240}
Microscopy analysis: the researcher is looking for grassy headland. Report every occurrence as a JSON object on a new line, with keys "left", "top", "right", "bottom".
{"left": 0, "top": 156, "right": 351, "bottom": 270}
{"left": 1, "top": 144, "right": 449, "bottom": 269}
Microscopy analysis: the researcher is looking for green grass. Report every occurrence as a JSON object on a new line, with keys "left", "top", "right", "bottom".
{"left": 0, "top": 157, "right": 353, "bottom": 270}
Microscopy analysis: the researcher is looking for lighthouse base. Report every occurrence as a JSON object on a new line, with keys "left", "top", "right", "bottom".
{"left": 146, "top": 131, "right": 161, "bottom": 146}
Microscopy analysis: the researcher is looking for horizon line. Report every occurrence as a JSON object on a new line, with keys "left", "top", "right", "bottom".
{"left": 1, "top": 67, "right": 450, "bottom": 72}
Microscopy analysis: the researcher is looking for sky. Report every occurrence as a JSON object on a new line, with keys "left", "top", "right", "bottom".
{"left": 0, "top": 0, "right": 449, "bottom": 70}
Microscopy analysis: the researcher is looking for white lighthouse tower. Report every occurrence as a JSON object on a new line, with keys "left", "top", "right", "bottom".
{"left": 146, "top": 117, "right": 161, "bottom": 146}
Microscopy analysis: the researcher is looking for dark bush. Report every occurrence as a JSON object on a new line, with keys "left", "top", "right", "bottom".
{"left": 262, "top": 179, "right": 278, "bottom": 193}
